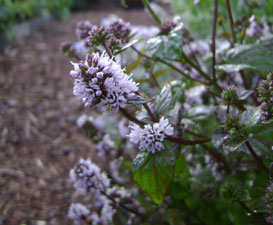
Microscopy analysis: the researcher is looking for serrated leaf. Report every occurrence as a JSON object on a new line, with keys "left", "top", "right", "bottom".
{"left": 127, "top": 95, "right": 149, "bottom": 106}
{"left": 155, "top": 80, "right": 185, "bottom": 115}
{"left": 238, "top": 89, "right": 254, "bottom": 100}
{"left": 146, "top": 23, "right": 184, "bottom": 61}
{"left": 132, "top": 141, "right": 177, "bottom": 204}
{"left": 155, "top": 84, "right": 172, "bottom": 115}
{"left": 211, "top": 129, "right": 226, "bottom": 150}
{"left": 216, "top": 64, "right": 256, "bottom": 73}
{"left": 250, "top": 119, "right": 273, "bottom": 142}
{"left": 239, "top": 107, "right": 261, "bottom": 128}
{"left": 115, "top": 39, "right": 144, "bottom": 55}
{"left": 225, "top": 37, "right": 273, "bottom": 76}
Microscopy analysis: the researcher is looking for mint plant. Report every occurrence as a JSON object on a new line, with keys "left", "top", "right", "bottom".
{"left": 63, "top": 1, "right": 273, "bottom": 224}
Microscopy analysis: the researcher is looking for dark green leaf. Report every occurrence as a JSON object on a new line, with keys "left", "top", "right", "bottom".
{"left": 238, "top": 90, "right": 254, "bottom": 100}
{"left": 239, "top": 107, "right": 261, "bottom": 128}
{"left": 114, "top": 39, "right": 144, "bottom": 55}
{"left": 155, "top": 80, "right": 185, "bottom": 115}
{"left": 132, "top": 141, "right": 177, "bottom": 204}
{"left": 216, "top": 64, "right": 256, "bottom": 73}
{"left": 146, "top": 23, "right": 184, "bottom": 61}
{"left": 211, "top": 129, "right": 226, "bottom": 150}
{"left": 127, "top": 95, "right": 149, "bottom": 106}
{"left": 224, "top": 37, "right": 273, "bottom": 76}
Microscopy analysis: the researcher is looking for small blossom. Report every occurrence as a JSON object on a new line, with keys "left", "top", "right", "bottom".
{"left": 68, "top": 203, "right": 90, "bottom": 225}
{"left": 257, "top": 72, "right": 273, "bottom": 121}
{"left": 221, "top": 85, "right": 238, "bottom": 102}
{"left": 128, "top": 117, "right": 174, "bottom": 153}
{"left": 108, "top": 19, "right": 132, "bottom": 43}
{"left": 76, "top": 20, "right": 94, "bottom": 40}
{"left": 246, "top": 16, "right": 269, "bottom": 37}
{"left": 160, "top": 19, "right": 176, "bottom": 35}
{"left": 70, "top": 158, "right": 110, "bottom": 194}
{"left": 96, "top": 134, "right": 115, "bottom": 157}
{"left": 70, "top": 52, "right": 139, "bottom": 112}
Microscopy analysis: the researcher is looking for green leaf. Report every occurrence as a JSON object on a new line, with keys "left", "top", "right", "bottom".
{"left": 224, "top": 37, "right": 273, "bottom": 76}
{"left": 250, "top": 119, "right": 273, "bottom": 142}
{"left": 216, "top": 64, "right": 256, "bottom": 73}
{"left": 146, "top": 23, "right": 184, "bottom": 61}
{"left": 175, "top": 152, "right": 190, "bottom": 176}
{"left": 114, "top": 39, "right": 144, "bottom": 55}
{"left": 239, "top": 107, "right": 261, "bottom": 128}
{"left": 125, "top": 56, "right": 143, "bottom": 74}
{"left": 127, "top": 95, "right": 149, "bottom": 106}
{"left": 132, "top": 141, "right": 177, "bottom": 204}
{"left": 155, "top": 84, "right": 172, "bottom": 115}
{"left": 211, "top": 128, "right": 226, "bottom": 150}
{"left": 155, "top": 80, "right": 185, "bottom": 115}
{"left": 238, "top": 90, "right": 254, "bottom": 100}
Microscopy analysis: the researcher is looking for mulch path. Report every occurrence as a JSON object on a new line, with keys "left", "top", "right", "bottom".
{"left": 0, "top": 7, "right": 154, "bottom": 225}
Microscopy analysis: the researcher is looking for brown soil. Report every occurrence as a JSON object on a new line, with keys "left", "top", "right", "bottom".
{"left": 0, "top": 7, "right": 155, "bottom": 225}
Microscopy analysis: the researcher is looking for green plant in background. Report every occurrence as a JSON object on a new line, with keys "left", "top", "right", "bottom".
{"left": 60, "top": 0, "right": 273, "bottom": 224}
{"left": 0, "top": 0, "right": 97, "bottom": 41}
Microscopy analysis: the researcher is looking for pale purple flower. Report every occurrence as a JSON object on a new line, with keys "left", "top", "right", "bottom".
{"left": 76, "top": 114, "right": 94, "bottom": 128}
{"left": 96, "top": 134, "right": 114, "bottom": 157}
{"left": 76, "top": 20, "right": 94, "bottom": 40}
{"left": 70, "top": 158, "right": 110, "bottom": 194}
{"left": 68, "top": 203, "right": 90, "bottom": 225}
{"left": 128, "top": 117, "right": 174, "bottom": 153}
{"left": 108, "top": 18, "right": 132, "bottom": 43}
{"left": 246, "top": 16, "right": 269, "bottom": 37}
{"left": 70, "top": 52, "right": 139, "bottom": 112}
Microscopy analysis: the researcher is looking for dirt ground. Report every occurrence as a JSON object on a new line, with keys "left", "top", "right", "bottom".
{"left": 0, "top": 7, "right": 155, "bottom": 225}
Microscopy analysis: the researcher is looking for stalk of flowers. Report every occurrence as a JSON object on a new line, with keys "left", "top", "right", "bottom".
{"left": 70, "top": 159, "right": 144, "bottom": 220}
{"left": 68, "top": 203, "right": 90, "bottom": 225}
{"left": 128, "top": 117, "right": 174, "bottom": 153}
{"left": 70, "top": 158, "right": 110, "bottom": 194}
{"left": 70, "top": 51, "right": 139, "bottom": 112}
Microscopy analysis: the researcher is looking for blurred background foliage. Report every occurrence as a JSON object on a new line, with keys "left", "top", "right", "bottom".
{"left": 171, "top": 0, "right": 273, "bottom": 39}
{"left": 0, "top": 0, "right": 98, "bottom": 39}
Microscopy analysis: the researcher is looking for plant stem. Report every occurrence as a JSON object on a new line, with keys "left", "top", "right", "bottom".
{"left": 211, "top": 0, "right": 218, "bottom": 82}
{"left": 226, "top": 0, "right": 237, "bottom": 43}
{"left": 131, "top": 46, "right": 209, "bottom": 84}
{"left": 141, "top": 0, "right": 162, "bottom": 25}
{"left": 245, "top": 140, "right": 269, "bottom": 174}
{"left": 143, "top": 103, "right": 158, "bottom": 122}
{"left": 227, "top": 99, "right": 231, "bottom": 114}
{"left": 167, "top": 136, "right": 210, "bottom": 145}
{"left": 182, "top": 53, "right": 212, "bottom": 82}
{"left": 201, "top": 144, "right": 230, "bottom": 170}
{"left": 103, "top": 44, "right": 113, "bottom": 58}
{"left": 184, "top": 129, "right": 210, "bottom": 139}
{"left": 120, "top": 108, "right": 145, "bottom": 126}
{"left": 101, "top": 190, "right": 144, "bottom": 217}
{"left": 238, "top": 200, "right": 255, "bottom": 216}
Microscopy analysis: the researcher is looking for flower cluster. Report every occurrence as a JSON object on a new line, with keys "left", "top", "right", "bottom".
{"left": 257, "top": 72, "right": 273, "bottom": 121}
{"left": 76, "top": 20, "right": 94, "bottom": 40}
{"left": 265, "top": 181, "right": 273, "bottom": 224}
{"left": 68, "top": 203, "right": 90, "bottom": 225}
{"left": 160, "top": 19, "right": 176, "bottom": 35}
{"left": 221, "top": 85, "right": 238, "bottom": 102}
{"left": 108, "top": 18, "right": 132, "bottom": 43}
{"left": 70, "top": 52, "right": 139, "bottom": 112}
{"left": 129, "top": 117, "right": 174, "bottom": 153}
{"left": 246, "top": 17, "right": 269, "bottom": 37}
{"left": 70, "top": 158, "right": 110, "bottom": 194}
{"left": 96, "top": 134, "right": 115, "bottom": 157}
